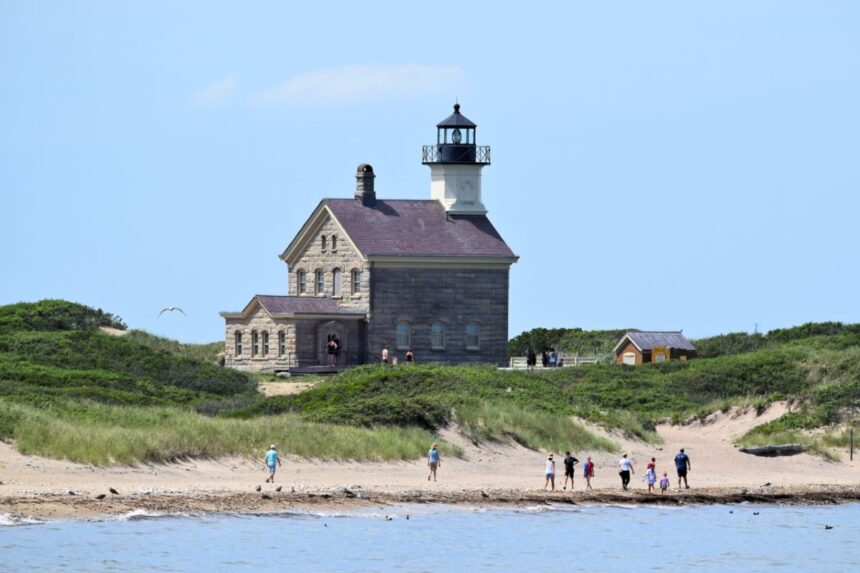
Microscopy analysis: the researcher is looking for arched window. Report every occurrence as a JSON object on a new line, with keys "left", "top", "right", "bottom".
{"left": 351, "top": 269, "right": 361, "bottom": 294}
{"left": 466, "top": 322, "right": 481, "bottom": 350}
{"left": 234, "top": 331, "right": 243, "bottom": 356}
{"left": 297, "top": 270, "right": 307, "bottom": 294}
{"left": 278, "top": 331, "right": 286, "bottom": 356}
{"left": 261, "top": 331, "right": 269, "bottom": 357}
{"left": 321, "top": 235, "right": 327, "bottom": 251}
{"left": 332, "top": 268, "right": 342, "bottom": 297}
{"left": 331, "top": 235, "right": 338, "bottom": 252}
{"left": 251, "top": 330, "right": 259, "bottom": 357}
{"left": 431, "top": 323, "right": 446, "bottom": 350}
{"left": 315, "top": 269, "right": 324, "bottom": 294}
{"left": 395, "top": 322, "right": 411, "bottom": 350}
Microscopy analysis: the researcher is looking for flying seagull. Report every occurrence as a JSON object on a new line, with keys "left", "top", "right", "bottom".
{"left": 158, "top": 306, "right": 187, "bottom": 318}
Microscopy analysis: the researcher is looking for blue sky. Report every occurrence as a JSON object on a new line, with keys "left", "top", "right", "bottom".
{"left": 2, "top": 1, "right": 858, "bottom": 343}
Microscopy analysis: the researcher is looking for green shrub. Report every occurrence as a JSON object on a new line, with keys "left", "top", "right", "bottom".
{"left": 0, "top": 300, "right": 126, "bottom": 332}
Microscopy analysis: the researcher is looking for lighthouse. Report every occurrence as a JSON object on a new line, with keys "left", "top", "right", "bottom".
{"left": 422, "top": 103, "right": 491, "bottom": 215}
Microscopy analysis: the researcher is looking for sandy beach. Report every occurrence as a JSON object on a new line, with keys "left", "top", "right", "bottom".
{"left": 2, "top": 404, "right": 859, "bottom": 521}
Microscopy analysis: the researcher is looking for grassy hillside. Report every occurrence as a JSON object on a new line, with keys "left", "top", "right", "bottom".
{"left": 0, "top": 300, "right": 452, "bottom": 464}
{"left": 1, "top": 300, "right": 857, "bottom": 463}
{"left": 124, "top": 329, "right": 225, "bottom": 365}
{"left": 224, "top": 323, "right": 860, "bottom": 456}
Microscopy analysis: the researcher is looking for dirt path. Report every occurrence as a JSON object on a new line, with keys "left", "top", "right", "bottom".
{"left": 258, "top": 380, "right": 318, "bottom": 396}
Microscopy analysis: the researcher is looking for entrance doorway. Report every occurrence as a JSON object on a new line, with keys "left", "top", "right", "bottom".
{"left": 316, "top": 321, "right": 347, "bottom": 366}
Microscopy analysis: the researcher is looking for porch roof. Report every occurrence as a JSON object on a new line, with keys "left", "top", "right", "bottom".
{"left": 220, "top": 295, "right": 366, "bottom": 320}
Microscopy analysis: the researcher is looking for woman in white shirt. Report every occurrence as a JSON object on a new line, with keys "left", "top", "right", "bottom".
{"left": 544, "top": 454, "right": 556, "bottom": 491}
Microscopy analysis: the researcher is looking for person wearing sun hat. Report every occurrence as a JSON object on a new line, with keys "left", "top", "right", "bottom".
{"left": 544, "top": 453, "right": 556, "bottom": 491}
{"left": 265, "top": 444, "right": 282, "bottom": 483}
{"left": 427, "top": 443, "right": 441, "bottom": 481}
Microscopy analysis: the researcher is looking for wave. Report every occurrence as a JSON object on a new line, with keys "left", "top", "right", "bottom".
{"left": 0, "top": 512, "right": 45, "bottom": 527}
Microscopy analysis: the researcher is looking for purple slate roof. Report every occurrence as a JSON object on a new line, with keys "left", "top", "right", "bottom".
{"left": 324, "top": 199, "right": 515, "bottom": 258}
{"left": 255, "top": 295, "right": 360, "bottom": 316}
{"left": 620, "top": 331, "right": 696, "bottom": 352}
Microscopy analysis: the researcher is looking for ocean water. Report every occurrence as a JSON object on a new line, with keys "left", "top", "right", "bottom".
{"left": 1, "top": 503, "right": 858, "bottom": 572}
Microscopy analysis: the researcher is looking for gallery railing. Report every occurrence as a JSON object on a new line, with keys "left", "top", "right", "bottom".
{"left": 422, "top": 145, "right": 491, "bottom": 164}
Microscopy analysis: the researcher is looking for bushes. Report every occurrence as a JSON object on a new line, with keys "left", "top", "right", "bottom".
{"left": 508, "top": 327, "right": 627, "bottom": 360}
{"left": 0, "top": 300, "right": 126, "bottom": 333}
{"left": 0, "top": 329, "right": 255, "bottom": 398}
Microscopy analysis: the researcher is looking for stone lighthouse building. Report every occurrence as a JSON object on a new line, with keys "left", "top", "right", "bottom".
{"left": 220, "top": 105, "right": 517, "bottom": 372}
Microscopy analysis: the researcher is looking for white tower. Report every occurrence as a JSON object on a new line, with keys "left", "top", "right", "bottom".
{"left": 422, "top": 104, "right": 491, "bottom": 215}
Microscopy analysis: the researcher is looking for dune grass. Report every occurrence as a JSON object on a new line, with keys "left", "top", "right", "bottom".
{"left": 454, "top": 400, "right": 618, "bottom": 453}
{"left": 0, "top": 401, "right": 459, "bottom": 465}
{"left": 736, "top": 428, "right": 840, "bottom": 462}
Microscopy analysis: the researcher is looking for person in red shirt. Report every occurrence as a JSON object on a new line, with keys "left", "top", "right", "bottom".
{"left": 583, "top": 456, "right": 595, "bottom": 490}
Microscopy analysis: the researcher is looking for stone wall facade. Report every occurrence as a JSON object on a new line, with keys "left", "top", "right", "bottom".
{"left": 223, "top": 308, "right": 297, "bottom": 372}
{"left": 287, "top": 217, "right": 370, "bottom": 313}
{"left": 367, "top": 266, "right": 510, "bottom": 366}
{"left": 224, "top": 310, "right": 365, "bottom": 371}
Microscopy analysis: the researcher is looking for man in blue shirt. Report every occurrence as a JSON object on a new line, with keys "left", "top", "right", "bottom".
{"left": 427, "top": 443, "right": 441, "bottom": 482}
{"left": 675, "top": 448, "right": 691, "bottom": 489}
{"left": 265, "top": 444, "right": 282, "bottom": 483}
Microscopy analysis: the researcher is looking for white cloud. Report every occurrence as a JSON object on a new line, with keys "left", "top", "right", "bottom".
{"left": 249, "top": 64, "right": 464, "bottom": 106}
{"left": 191, "top": 74, "right": 239, "bottom": 108}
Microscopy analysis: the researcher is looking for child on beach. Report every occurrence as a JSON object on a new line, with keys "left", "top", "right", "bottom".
{"left": 660, "top": 472, "right": 670, "bottom": 494}
{"left": 646, "top": 457, "right": 657, "bottom": 494}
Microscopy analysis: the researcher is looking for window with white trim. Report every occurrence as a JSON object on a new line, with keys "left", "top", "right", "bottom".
{"left": 261, "top": 331, "right": 269, "bottom": 357}
{"left": 278, "top": 331, "right": 286, "bottom": 357}
{"left": 466, "top": 322, "right": 481, "bottom": 350}
{"left": 315, "top": 269, "right": 324, "bottom": 294}
{"left": 297, "top": 270, "right": 307, "bottom": 294}
{"left": 395, "top": 322, "right": 411, "bottom": 350}
{"left": 351, "top": 269, "right": 361, "bottom": 294}
{"left": 431, "top": 323, "right": 446, "bottom": 350}
{"left": 251, "top": 331, "right": 259, "bottom": 357}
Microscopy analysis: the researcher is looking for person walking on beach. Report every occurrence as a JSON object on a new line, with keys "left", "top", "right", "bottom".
{"left": 544, "top": 454, "right": 556, "bottom": 491}
{"left": 660, "top": 472, "right": 670, "bottom": 494}
{"left": 264, "top": 444, "right": 282, "bottom": 483}
{"left": 618, "top": 453, "right": 634, "bottom": 490}
{"left": 675, "top": 448, "right": 692, "bottom": 489}
{"left": 381, "top": 345, "right": 390, "bottom": 365}
{"left": 427, "top": 443, "right": 441, "bottom": 481}
{"left": 562, "top": 451, "right": 579, "bottom": 490}
{"left": 646, "top": 457, "right": 657, "bottom": 494}
{"left": 583, "top": 456, "right": 595, "bottom": 490}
